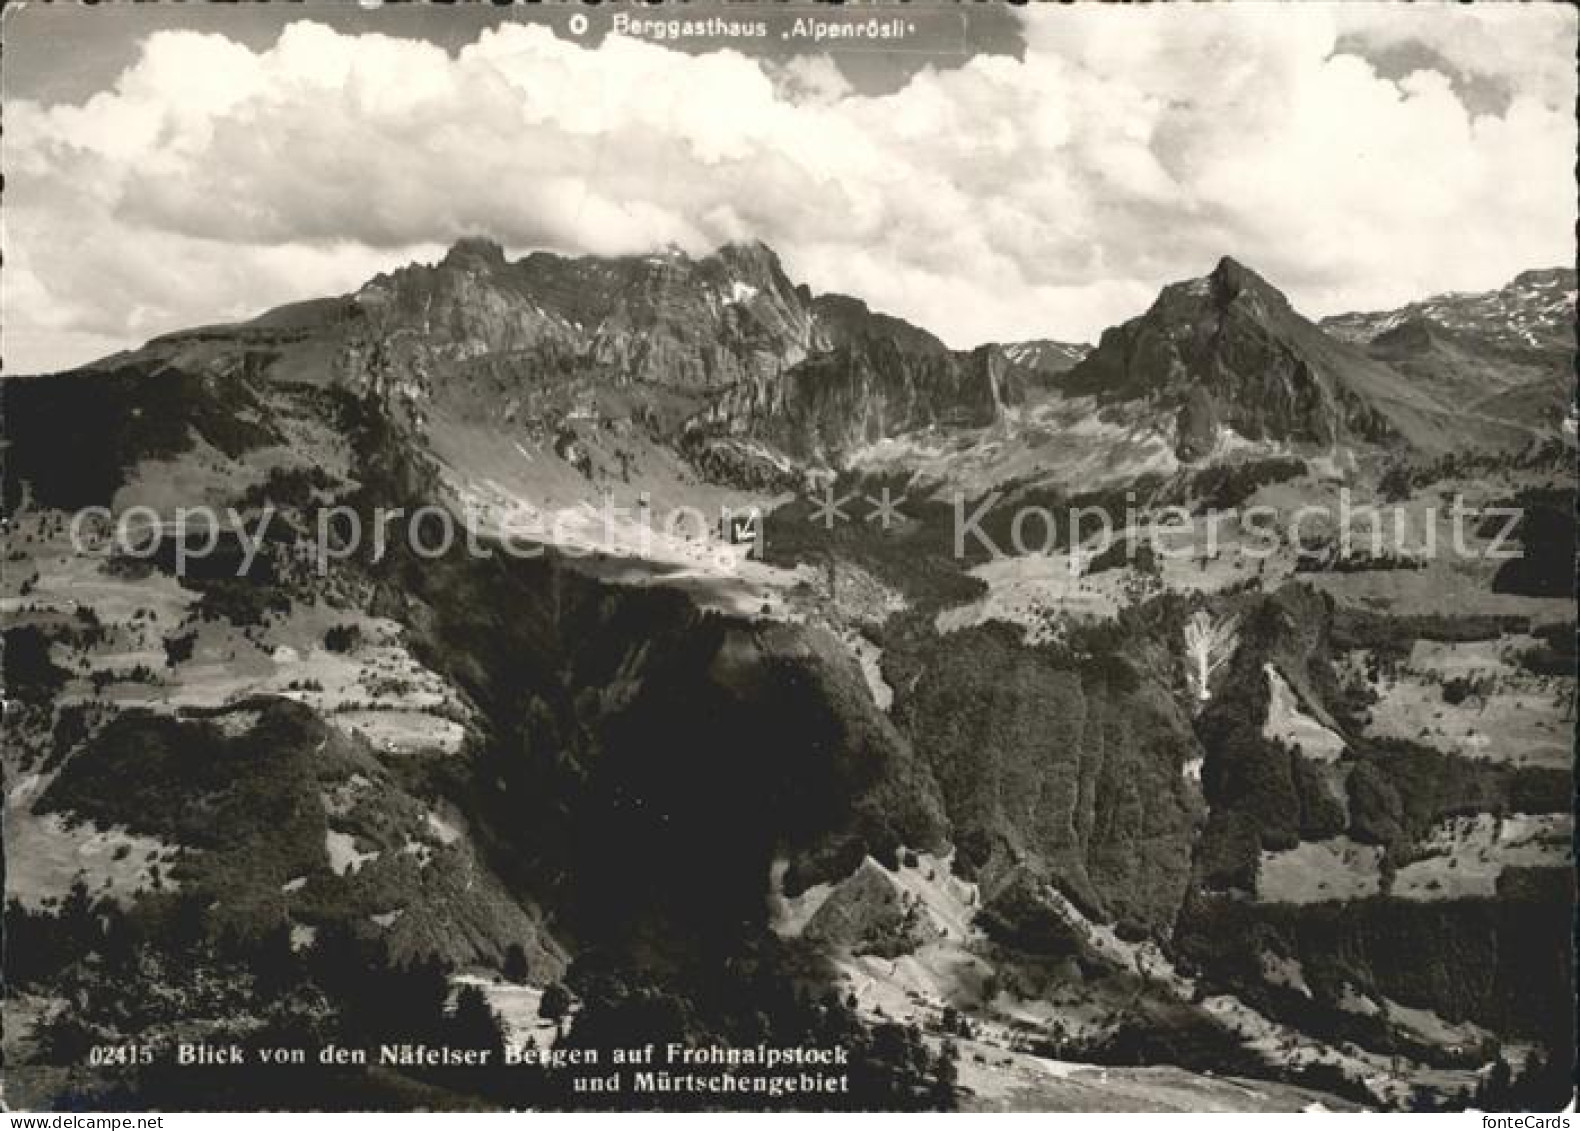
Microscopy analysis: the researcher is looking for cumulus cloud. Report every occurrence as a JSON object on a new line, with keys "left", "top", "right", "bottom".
{"left": 4, "top": 5, "right": 1574, "bottom": 373}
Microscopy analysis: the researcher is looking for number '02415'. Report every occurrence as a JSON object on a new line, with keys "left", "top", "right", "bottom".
{"left": 89, "top": 1045, "right": 155, "bottom": 1066}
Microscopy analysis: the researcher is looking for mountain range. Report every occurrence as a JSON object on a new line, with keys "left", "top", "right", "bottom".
{"left": 3, "top": 240, "right": 1574, "bottom": 1112}
{"left": 12, "top": 242, "right": 1570, "bottom": 525}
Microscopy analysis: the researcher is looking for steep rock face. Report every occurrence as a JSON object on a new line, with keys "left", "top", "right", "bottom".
{"left": 696, "top": 294, "right": 1019, "bottom": 464}
{"left": 1061, "top": 258, "right": 1464, "bottom": 457}
{"left": 344, "top": 234, "right": 1015, "bottom": 459}
{"left": 345, "top": 238, "right": 817, "bottom": 394}
{"left": 78, "top": 238, "right": 1016, "bottom": 479}
{"left": 883, "top": 622, "right": 1202, "bottom": 936}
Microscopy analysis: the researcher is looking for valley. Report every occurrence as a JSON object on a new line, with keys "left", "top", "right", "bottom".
{"left": 3, "top": 241, "right": 1573, "bottom": 1112}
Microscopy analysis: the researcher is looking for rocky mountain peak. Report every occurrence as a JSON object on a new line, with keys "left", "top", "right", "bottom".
{"left": 439, "top": 236, "right": 509, "bottom": 273}
{"left": 1208, "top": 254, "right": 1290, "bottom": 312}
{"left": 1061, "top": 256, "right": 1457, "bottom": 458}
{"left": 1140, "top": 256, "right": 1291, "bottom": 329}
{"left": 1321, "top": 266, "right": 1577, "bottom": 358}
{"left": 713, "top": 238, "right": 783, "bottom": 279}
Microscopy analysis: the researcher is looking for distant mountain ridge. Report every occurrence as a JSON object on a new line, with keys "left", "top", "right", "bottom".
{"left": 73, "top": 238, "right": 1031, "bottom": 486}
{"left": 1321, "top": 268, "right": 1577, "bottom": 356}
{"left": 1319, "top": 268, "right": 1576, "bottom": 434}
{"left": 998, "top": 338, "right": 1091, "bottom": 377}
{"left": 17, "top": 243, "right": 1570, "bottom": 499}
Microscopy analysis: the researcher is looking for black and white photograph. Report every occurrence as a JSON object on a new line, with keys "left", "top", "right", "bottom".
{"left": 1, "top": 0, "right": 1575, "bottom": 1116}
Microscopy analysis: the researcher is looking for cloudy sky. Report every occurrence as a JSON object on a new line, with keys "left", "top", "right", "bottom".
{"left": 4, "top": 1, "right": 1575, "bottom": 373}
